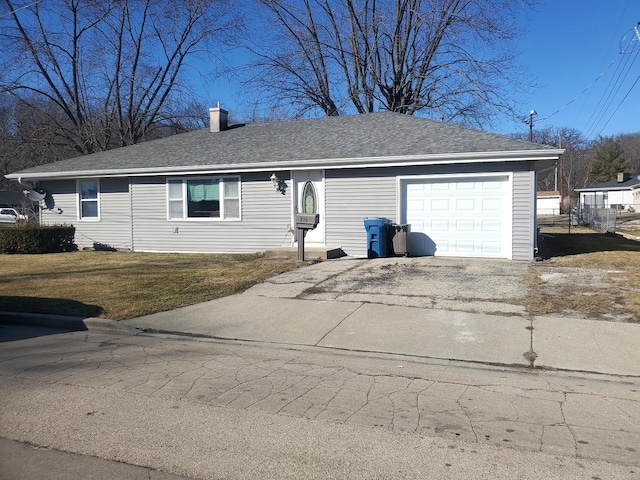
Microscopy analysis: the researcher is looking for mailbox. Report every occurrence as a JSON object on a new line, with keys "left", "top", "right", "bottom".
{"left": 295, "top": 213, "right": 319, "bottom": 230}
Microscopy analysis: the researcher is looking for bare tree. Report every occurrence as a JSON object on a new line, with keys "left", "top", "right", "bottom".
{"left": 244, "top": 0, "right": 537, "bottom": 126}
{"left": 511, "top": 125, "right": 591, "bottom": 209}
{"left": 0, "top": 0, "right": 238, "bottom": 155}
{"left": 0, "top": 95, "right": 79, "bottom": 189}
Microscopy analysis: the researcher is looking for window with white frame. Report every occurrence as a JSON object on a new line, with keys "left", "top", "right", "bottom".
{"left": 168, "top": 176, "right": 240, "bottom": 220}
{"left": 78, "top": 179, "right": 99, "bottom": 219}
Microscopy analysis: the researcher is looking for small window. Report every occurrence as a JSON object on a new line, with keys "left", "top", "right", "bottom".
{"left": 78, "top": 180, "right": 99, "bottom": 219}
{"left": 168, "top": 176, "right": 240, "bottom": 220}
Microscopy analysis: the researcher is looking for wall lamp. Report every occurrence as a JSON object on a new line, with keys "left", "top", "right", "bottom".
{"left": 270, "top": 173, "right": 287, "bottom": 195}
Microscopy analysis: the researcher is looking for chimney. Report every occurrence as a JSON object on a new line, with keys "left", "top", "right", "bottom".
{"left": 209, "top": 106, "right": 228, "bottom": 133}
{"left": 617, "top": 172, "right": 630, "bottom": 183}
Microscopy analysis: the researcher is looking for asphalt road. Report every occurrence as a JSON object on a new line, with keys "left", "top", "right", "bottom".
{"left": 1, "top": 324, "right": 639, "bottom": 479}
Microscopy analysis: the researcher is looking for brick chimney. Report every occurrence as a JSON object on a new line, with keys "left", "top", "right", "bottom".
{"left": 209, "top": 106, "right": 228, "bottom": 133}
{"left": 617, "top": 172, "right": 630, "bottom": 183}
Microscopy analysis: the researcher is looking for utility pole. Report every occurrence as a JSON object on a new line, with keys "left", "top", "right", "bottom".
{"left": 526, "top": 109, "right": 537, "bottom": 142}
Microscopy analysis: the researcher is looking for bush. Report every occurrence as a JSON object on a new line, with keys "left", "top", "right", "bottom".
{"left": 0, "top": 224, "right": 77, "bottom": 254}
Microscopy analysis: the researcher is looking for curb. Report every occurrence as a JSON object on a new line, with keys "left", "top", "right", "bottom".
{"left": 0, "top": 311, "right": 141, "bottom": 335}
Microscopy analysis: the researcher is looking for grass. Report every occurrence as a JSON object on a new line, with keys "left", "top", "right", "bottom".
{"left": 0, "top": 252, "right": 303, "bottom": 320}
{"left": 2, "top": 228, "right": 640, "bottom": 323}
{"left": 526, "top": 226, "right": 640, "bottom": 322}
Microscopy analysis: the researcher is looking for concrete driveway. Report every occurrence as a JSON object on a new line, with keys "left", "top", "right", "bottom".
{"left": 122, "top": 254, "right": 640, "bottom": 375}
{"left": 247, "top": 256, "right": 531, "bottom": 316}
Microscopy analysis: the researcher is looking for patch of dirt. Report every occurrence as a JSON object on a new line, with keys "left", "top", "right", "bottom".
{"left": 527, "top": 229, "right": 640, "bottom": 323}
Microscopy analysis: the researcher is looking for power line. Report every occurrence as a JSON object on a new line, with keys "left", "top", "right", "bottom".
{"left": 592, "top": 24, "right": 640, "bottom": 138}
{"left": 0, "top": 0, "right": 44, "bottom": 20}
{"left": 582, "top": 34, "right": 640, "bottom": 139}
{"left": 533, "top": 51, "right": 624, "bottom": 125}
{"left": 534, "top": 23, "right": 640, "bottom": 140}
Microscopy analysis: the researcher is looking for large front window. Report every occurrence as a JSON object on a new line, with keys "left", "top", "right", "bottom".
{"left": 78, "top": 180, "right": 99, "bottom": 219}
{"left": 168, "top": 177, "right": 240, "bottom": 220}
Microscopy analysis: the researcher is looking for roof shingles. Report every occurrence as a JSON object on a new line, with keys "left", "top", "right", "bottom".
{"left": 9, "top": 112, "right": 553, "bottom": 177}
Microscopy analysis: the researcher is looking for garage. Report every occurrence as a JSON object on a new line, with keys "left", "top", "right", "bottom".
{"left": 401, "top": 175, "right": 512, "bottom": 258}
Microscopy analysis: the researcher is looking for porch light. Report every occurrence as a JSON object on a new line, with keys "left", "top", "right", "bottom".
{"left": 270, "top": 173, "right": 287, "bottom": 195}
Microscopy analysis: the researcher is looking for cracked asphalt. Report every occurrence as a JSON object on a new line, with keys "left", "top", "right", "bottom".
{"left": 1, "top": 325, "right": 639, "bottom": 479}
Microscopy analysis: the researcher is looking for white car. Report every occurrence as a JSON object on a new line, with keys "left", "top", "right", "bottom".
{"left": 0, "top": 208, "right": 28, "bottom": 224}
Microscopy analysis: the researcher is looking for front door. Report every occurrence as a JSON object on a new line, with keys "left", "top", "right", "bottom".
{"left": 293, "top": 170, "right": 325, "bottom": 245}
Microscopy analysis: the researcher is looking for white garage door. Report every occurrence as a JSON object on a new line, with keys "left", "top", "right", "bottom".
{"left": 402, "top": 175, "right": 511, "bottom": 258}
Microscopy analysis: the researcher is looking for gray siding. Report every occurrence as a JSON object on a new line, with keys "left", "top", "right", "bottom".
{"left": 41, "top": 178, "right": 132, "bottom": 250}
{"left": 130, "top": 173, "right": 292, "bottom": 252}
{"left": 512, "top": 168, "right": 536, "bottom": 261}
{"left": 326, "top": 163, "right": 536, "bottom": 259}
{"left": 39, "top": 162, "right": 537, "bottom": 259}
{"left": 325, "top": 169, "right": 397, "bottom": 257}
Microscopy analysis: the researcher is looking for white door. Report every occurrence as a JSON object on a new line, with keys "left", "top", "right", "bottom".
{"left": 293, "top": 170, "right": 325, "bottom": 245}
{"left": 402, "top": 175, "right": 511, "bottom": 258}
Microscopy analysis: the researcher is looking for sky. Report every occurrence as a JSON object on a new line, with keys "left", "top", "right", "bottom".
{"left": 501, "top": 0, "right": 640, "bottom": 140}
{"left": 198, "top": 1, "right": 640, "bottom": 141}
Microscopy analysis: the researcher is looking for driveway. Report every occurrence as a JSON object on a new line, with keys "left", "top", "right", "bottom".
{"left": 247, "top": 256, "right": 531, "bottom": 316}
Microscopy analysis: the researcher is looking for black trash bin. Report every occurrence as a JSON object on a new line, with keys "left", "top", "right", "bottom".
{"left": 390, "top": 223, "right": 411, "bottom": 256}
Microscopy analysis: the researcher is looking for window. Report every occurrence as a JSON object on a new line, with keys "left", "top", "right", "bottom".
{"left": 301, "top": 181, "right": 317, "bottom": 214}
{"left": 78, "top": 180, "right": 99, "bottom": 219}
{"left": 168, "top": 177, "right": 240, "bottom": 220}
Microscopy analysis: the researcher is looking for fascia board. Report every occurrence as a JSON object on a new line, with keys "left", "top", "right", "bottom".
{"left": 7, "top": 149, "right": 564, "bottom": 181}
{"left": 575, "top": 186, "right": 636, "bottom": 192}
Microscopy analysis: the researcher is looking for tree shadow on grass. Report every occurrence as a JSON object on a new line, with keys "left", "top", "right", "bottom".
{"left": 538, "top": 232, "right": 640, "bottom": 259}
{"left": 0, "top": 295, "right": 102, "bottom": 321}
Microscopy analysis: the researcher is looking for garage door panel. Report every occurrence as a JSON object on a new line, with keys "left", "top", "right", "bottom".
{"left": 455, "top": 219, "right": 475, "bottom": 231}
{"left": 482, "top": 220, "right": 502, "bottom": 232}
{"left": 456, "top": 198, "right": 475, "bottom": 211}
{"left": 403, "top": 176, "right": 510, "bottom": 258}
{"left": 431, "top": 199, "right": 450, "bottom": 210}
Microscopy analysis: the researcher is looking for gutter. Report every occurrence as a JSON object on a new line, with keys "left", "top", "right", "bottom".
{"left": 6, "top": 149, "right": 565, "bottom": 182}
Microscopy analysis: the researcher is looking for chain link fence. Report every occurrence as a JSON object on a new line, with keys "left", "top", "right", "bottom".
{"left": 579, "top": 205, "right": 617, "bottom": 233}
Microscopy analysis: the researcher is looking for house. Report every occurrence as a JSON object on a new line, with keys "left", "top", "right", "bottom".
{"left": 575, "top": 173, "right": 640, "bottom": 211}
{"left": 536, "top": 191, "right": 561, "bottom": 215}
{"left": 0, "top": 190, "right": 27, "bottom": 209}
{"left": 5, "top": 109, "right": 563, "bottom": 260}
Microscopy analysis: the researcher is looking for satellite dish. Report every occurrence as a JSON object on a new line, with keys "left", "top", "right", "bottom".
{"left": 27, "top": 188, "right": 46, "bottom": 202}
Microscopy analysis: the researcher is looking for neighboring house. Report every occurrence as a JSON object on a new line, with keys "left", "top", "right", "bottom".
{"left": 575, "top": 173, "right": 640, "bottom": 211}
{"left": 0, "top": 190, "right": 27, "bottom": 209}
{"left": 536, "top": 191, "right": 561, "bottom": 215}
{"left": 5, "top": 109, "right": 563, "bottom": 260}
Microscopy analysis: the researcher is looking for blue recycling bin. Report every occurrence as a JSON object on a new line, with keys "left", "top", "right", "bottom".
{"left": 364, "top": 217, "right": 391, "bottom": 258}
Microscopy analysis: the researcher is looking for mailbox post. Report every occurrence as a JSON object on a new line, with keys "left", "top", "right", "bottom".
{"left": 295, "top": 213, "right": 319, "bottom": 261}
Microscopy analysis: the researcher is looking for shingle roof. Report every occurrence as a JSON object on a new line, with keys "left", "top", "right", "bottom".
{"left": 8, "top": 112, "right": 557, "bottom": 178}
{"left": 575, "top": 176, "right": 640, "bottom": 191}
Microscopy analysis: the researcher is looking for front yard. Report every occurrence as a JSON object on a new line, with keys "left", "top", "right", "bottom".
{"left": 1, "top": 228, "right": 639, "bottom": 323}
{"left": 0, "top": 252, "right": 302, "bottom": 320}
{"left": 526, "top": 226, "right": 640, "bottom": 322}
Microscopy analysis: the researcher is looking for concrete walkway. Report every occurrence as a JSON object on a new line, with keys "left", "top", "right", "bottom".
{"left": 122, "top": 258, "right": 640, "bottom": 377}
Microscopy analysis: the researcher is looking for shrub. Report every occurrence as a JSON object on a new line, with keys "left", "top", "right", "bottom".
{"left": 0, "top": 224, "right": 77, "bottom": 254}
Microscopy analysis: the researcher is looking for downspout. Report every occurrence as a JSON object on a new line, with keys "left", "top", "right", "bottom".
{"left": 129, "top": 178, "right": 134, "bottom": 251}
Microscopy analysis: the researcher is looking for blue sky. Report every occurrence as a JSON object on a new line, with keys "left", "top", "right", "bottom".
{"left": 502, "top": 0, "right": 640, "bottom": 140}
{"left": 198, "top": 1, "right": 640, "bottom": 140}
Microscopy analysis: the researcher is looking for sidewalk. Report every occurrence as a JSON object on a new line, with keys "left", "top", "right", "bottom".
{"left": 123, "top": 292, "right": 640, "bottom": 376}
{"left": 3, "top": 257, "right": 640, "bottom": 377}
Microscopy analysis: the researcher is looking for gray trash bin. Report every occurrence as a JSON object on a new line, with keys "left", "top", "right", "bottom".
{"left": 391, "top": 224, "right": 411, "bottom": 256}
